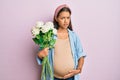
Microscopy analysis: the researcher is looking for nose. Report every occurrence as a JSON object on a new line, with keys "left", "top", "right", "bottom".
{"left": 64, "top": 18, "right": 67, "bottom": 23}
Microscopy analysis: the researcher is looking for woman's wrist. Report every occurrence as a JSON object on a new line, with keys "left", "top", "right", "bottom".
{"left": 76, "top": 67, "right": 82, "bottom": 73}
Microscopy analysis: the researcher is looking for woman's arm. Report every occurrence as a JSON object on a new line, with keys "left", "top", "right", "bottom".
{"left": 77, "top": 57, "right": 84, "bottom": 73}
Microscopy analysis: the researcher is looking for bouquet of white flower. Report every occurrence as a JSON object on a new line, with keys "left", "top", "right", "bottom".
{"left": 31, "top": 21, "right": 57, "bottom": 80}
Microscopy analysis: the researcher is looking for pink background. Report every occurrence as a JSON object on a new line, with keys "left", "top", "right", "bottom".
{"left": 0, "top": 0, "right": 120, "bottom": 80}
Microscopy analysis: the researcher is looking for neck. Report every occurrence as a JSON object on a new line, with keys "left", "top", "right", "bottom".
{"left": 57, "top": 28, "right": 68, "bottom": 33}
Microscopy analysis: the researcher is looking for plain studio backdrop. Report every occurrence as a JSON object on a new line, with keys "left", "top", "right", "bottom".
{"left": 0, "top": 0, "right": 120, "bottom": 80}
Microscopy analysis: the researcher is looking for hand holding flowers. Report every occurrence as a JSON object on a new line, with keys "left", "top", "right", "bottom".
{"left": 37, "top": 47, "right": 49, "bottom": 59}
{"left": 31, "top": 21, "right": 57, "bottom": 80}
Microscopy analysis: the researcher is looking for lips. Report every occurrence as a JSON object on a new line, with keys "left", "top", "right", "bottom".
{"left": 64, "top": 24, "right": 68, "bottom": 26}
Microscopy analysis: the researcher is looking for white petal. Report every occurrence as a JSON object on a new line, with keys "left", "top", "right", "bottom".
{"left": 36, "top": 21, "right": 44, "bottom": 28}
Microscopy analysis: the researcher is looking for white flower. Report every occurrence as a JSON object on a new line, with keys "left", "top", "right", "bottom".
{"left": 31, "top": 27, "right": 40, "bottom": 36}
{"left": 53, "top": 28, "right": 57, "bottom": 34}
{"left": 41, "top": 25, "right": 49, "bottom": 33}
{"left": 36, "top": 21, "right": 44, "bottom": 28}
{"left": 45, "top": 22, "right": 54, "bottom": 29}
{"left": 32, "top": 21, "right": 55, "bottom": 34}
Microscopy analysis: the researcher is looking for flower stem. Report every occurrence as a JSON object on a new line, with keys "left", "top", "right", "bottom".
{"left": 41, "top": 56, "right": 53, "bottom": 80}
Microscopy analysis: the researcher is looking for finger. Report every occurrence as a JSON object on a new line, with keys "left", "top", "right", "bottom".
{"left": 69, "top": 69, "right": 77, "bottom": 73}
{"left": 63, "top": 73, "right": 73, "bottom": 79}
{"left": 45, "top": 47, "right": 49, "bottom": 51}
{"left": 69, "top": 69, "right": 80, "bottom": 75}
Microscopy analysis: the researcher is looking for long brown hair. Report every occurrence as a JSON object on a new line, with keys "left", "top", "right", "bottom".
{"left": 53, "top": 7, "right": 73, "bottom": 31}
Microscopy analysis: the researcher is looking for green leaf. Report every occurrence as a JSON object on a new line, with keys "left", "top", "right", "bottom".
{"left": 50, "top": 39, "right": 56, "bottom": 46}
{"left": 36, "top": 35, "right": 40, "bottom": 39}
{"left": 32, "top": 38, "right": 39, "bottom": 44}
{"left": 39, "top": 38, "right": 43, "bottom": 43}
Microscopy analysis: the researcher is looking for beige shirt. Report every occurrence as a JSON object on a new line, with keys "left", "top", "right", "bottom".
{"left": 54, "top": 38, "right": 74, "bottom": 78}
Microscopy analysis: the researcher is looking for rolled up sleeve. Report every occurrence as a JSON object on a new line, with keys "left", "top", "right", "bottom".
{"left": 36, "top": 48, "right": 43, "bottom": 65}
{"left": 36, "top": 56, "right": 42, "bottom": 65}
{"left": 75, "top": 33, "right": 87, "bottom": 60}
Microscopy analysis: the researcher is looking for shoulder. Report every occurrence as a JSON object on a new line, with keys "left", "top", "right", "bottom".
{"left": 68, "top": 29, "right": 79, "bottom": 39}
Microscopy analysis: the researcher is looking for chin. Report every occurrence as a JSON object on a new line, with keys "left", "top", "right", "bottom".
{"left": 63, "top": 27, "right": 68, "bottom": 30}
{"left": 64, "top": 26, "right": 69, "bottom": 28}
{"left": 60, "top": 25, "right": 68, "bottom": 29}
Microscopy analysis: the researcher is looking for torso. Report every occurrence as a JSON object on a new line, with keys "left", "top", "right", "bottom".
{"left": 53, "top": 35, "right": 74, "bottom": 78}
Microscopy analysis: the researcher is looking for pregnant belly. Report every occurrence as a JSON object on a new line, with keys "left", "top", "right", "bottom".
{"left": 54, "top": 58, "right": 74, "bottom": 78}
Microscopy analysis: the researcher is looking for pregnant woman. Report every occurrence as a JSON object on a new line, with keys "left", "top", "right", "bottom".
{"left": 37, "top": 4, "right": 86, "bottom": 80}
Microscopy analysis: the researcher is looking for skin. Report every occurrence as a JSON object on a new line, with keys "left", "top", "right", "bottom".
{"left": 37, "top": 11, "right": 85, "bottom": 79}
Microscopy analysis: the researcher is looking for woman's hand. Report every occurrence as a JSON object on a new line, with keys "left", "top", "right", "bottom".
{"left": 63, "top": 68, "right": 82, "bottom": 79}
{"left": 37, "top": 47, "right": 49, "bottom": 59}
{"left": 63, "top": 57, "right": 84, "bottom": 79}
